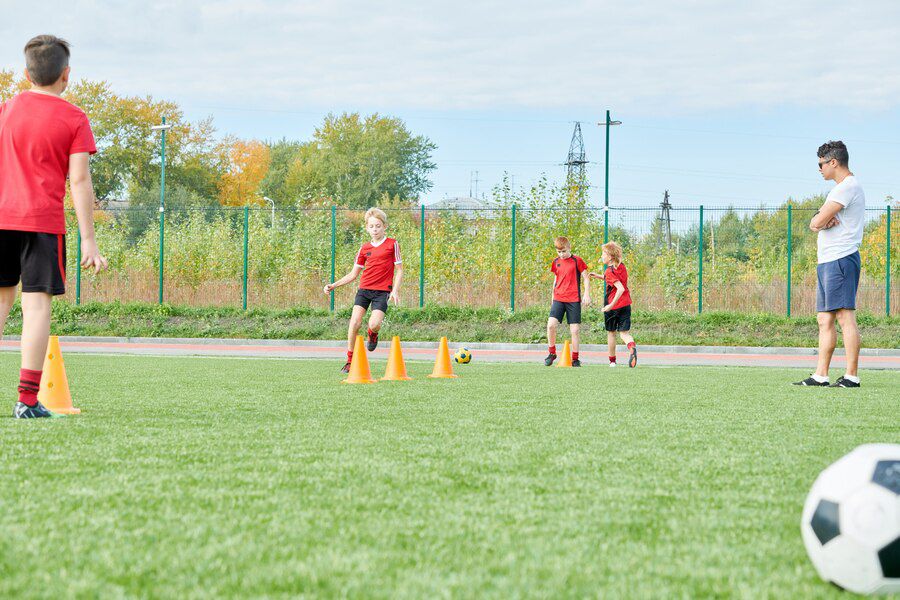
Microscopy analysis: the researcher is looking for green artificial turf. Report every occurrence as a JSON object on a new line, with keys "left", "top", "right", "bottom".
{"left": 0, "top": 355, "right": 897, "bottom": 598}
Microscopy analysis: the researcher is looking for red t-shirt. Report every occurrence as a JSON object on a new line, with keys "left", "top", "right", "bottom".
{"left": 604, "top": 263, "right": 632, "bottom": 310}
{"left": 550, "top": 255, "right": 588, "bottom": 302}
{"left": 0, "top": 92, "right": 97, "bottom": 234}
{"left": 356, "top": 237, "right": 401, "bottom": 291}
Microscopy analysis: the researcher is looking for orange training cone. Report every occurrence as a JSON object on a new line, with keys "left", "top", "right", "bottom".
{"left": 556, "top": 339, "right": 573, "bottom": 368}
{"left": 37, "top": 336, "right": 80, "bottom": 414}
{"left": 343, "top": 335, "right": 376, "bottom": 384}
{"left": 428, "top": 336, "right": 458, "bottom": 378}
{"left": 382, "top": 336, "right": 412, "bottom": 381}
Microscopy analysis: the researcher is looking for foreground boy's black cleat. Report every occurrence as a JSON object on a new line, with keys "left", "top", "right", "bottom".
{"left": 830, "top": 376, "right": 860, "bottom": 388}
{"left": 341, "top": 361, "right": 352, "bottom": 374}
{"left": 13, "top": 401, "right": 54, "bottom": 419}
{"left": 571, "top": 359, "right": 581, "bottom": 367}
{"left": 366, "top": 330, "right": 379, "bottom": 352}
{"left": 628, "top": 346, "right": 637, "bottom": 368}
{"left": 792, "top": 376, "right": 830, "bottom": 386}
{"left": 544, "top": 353, "right": 557, "bottom": 366}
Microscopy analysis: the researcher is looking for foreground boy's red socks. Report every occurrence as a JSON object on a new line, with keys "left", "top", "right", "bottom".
{"left": 572, "top": 352, "right": 579, "bottom": 361}
{"left": 627, "top": 341, "right": 636, "bottom": 350}
{"left": 17, "top": 368, "right": 41, "bottom": 407}
{"left": 548, "top": 345, "right": 556, "bottom": 355}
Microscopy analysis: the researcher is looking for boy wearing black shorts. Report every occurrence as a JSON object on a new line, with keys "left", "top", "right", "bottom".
{"left": 544, "top": 237, "right": 591, "bottom": 367}
{"left": 324, "top": 207, "right": 402, "bottom": 373}
{"left": 591, "top": 241, "right": 637, "bottom": 368}
{"left": 0, "top": 36, "right": 108, "bottom": 418}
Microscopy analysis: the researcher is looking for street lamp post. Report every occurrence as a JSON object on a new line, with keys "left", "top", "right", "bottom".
{"left": 598, "top": 110, "right": 622, "bottom": 243}
{"left": 151, "top": 117, "right": 173, "bottom": 304}
{"left": 263, "top": 196, "right": 276, "bottom": 227}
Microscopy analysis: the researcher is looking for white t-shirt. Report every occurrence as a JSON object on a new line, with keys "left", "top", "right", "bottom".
{"left": 817, "top": 175, "right": 866, "bottom": 264}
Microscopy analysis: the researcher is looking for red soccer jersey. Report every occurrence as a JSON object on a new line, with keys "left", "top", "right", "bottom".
{"left": 550, "top": 255, "right": 588, "bottom": 302}
{"left": 604, "top": 263, "right": 632, "bottom": 310}
{"left": 356, "top": 237, "right": 401, "bottom": 291}
{"left": 0, "top": 92, "right": 97, "bottom": 235}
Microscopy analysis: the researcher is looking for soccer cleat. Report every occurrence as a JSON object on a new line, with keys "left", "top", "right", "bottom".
{"left": 572, "top": 359, "right": 581, "bottom": 367}
{"left": 544, "top": 353, "right": 557, "bottom": 366}
{"left": 13, "top": 401, "right": 55, "bottom": 419}
{"left": 609, "top": 362, "right": 617, "bottom": 368}
{"left": 793, "top": 376, "right": 830, "bottom": 386}
{"left": 366, "top": 330, "right": 379, "bottom": 352}
{"left": 628, "top": 346, "right": 637, "bottom": 368}
{"left": 829, "top": 376, "right": 860, "bottom": 388}
{"left": 340, "top": 361, "right": 352, "bottom": 374}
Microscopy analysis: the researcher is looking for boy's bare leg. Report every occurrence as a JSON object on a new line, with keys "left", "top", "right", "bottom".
{"left": 620, "top": 332, "right": 634, "bottom": 346}
{"left": 570, "top": 323, "right": 580, "bottom": 353}
{"left": 815, "top": 311, "right": 837, "bottom": 378}
{"left": 836, "top": 309, "right": 860, "bottom": 377}
{"left": 0, "top": 286, "right": 17, "bottom": 337}
{"left": 607, "top": 331, "right": 617, "bottom": 359}
{"left": 547, "top": 317, "right": 559, "bottom": 348}
{"left": 368, "top": 310, "right": 386, "bottom": 334}
{"left": 347, "top": 305, "right": 366, "bottom": 351}
{"left": 20, "top": 292, "right": 51, "bottom": 370}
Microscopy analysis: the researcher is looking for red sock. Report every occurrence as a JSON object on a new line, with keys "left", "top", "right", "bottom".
{"left": 572, "top": 352, "right": 579, "bottom": 361}
{"left": 347, "top": 350, "right": 353, "bottom": 362}
{"left": 18, "top": 368, "right": 41, "bottom": 407}
{"left": 627, "top": 341, "right": 635, "bottom": 350}
{"left": 367, "top": 328, "right": 377, "bottom": 339}
{"left": 609, "top": 356, "right": 616, "bottom": 364}
{"left": 548, "top": 345, "right": 556, "bottom": 355}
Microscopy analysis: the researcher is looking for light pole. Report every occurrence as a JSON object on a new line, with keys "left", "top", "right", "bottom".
{"left": 263, "top": 196, "right": 276, "bottom": 227}
{"left": 598, "top": 110, "right": 622, "bottom": 243}
{"left": 151, "top": 117, "right": 173, "bottom": 304}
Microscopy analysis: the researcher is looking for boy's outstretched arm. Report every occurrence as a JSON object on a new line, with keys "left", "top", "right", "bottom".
{"left": 389, "top": 264, "right": 403, "bottom": 305}
{"left": 323, "top": 265, "right": 363, "bottom": 293}
{"left": 69, "top": 153, "right": 108, "bottom": 274}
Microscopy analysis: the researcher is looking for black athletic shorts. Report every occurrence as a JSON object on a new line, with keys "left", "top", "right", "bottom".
{"left": 549, "top": 300, "right": 581, "bottom": 324}
{"left": 354, "top": 288, "right": 390, "bottom": 312}
{"left": 604, "top": 304, "right": 631, "bottom": 332}
{"left": 0, "top": 230, "right": 67, "bottom": 295}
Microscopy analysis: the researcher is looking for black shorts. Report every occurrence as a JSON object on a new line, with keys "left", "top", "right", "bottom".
{"left": 0, "top": 230, "right": 67, "bottom": 295}
{"left": 604, "top": 304, "right": 631, "bottom": 332}
{"left": 549, "top": 300, "right": 581, "bottom": 324}
{"left": 354, "top": 289, "right": 390, "bottom": 313}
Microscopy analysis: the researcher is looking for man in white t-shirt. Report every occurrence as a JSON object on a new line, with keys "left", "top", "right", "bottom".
{"left": 794, "top": 141, "right": 865, "bottom": 388}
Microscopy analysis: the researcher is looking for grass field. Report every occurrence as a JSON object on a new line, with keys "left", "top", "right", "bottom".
{"left": 1, "top": 354, "right": 897, "bottom": 598}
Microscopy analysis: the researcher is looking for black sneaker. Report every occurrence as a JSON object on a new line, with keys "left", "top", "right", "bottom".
{"left": 830, "top": 376, "right": 860, "bottom": 388}
{"left": 572, "top": 359, "right": 582, "bottom": 367}
{"left": 628, "top": 346, "right": 637, "bottom": 368}
{"left": 13, "top": 401, "right": 55, "bottom": 419}
{"left": 544, "top": 353, "right": 557, "bottom": 366}
{"left": 793, "top": 376, "right": 830, "bottom": 386}
{"left": 366, "top": 331, "right": 379, "bottom": 352}
{"left": 341, "top": 361, "right": 352, "bottom": 374}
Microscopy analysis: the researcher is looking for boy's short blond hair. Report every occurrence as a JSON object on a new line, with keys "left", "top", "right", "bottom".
{"left": 554, "top": 236, "right": 571, "bottom": 250}
{"left": 602, "top": 241, "right": 623, "bottom": 263}
{"left": 364, "top": 207, "right": 387, "bottom": 225}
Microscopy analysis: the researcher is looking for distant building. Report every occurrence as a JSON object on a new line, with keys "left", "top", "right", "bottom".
{"left": 426, "top": 196, "right": 493, "bottom": 219}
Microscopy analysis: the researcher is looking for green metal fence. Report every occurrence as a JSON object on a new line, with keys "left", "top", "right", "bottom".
{"left": 65, "top": 204, "right": 899, "bottom": 316}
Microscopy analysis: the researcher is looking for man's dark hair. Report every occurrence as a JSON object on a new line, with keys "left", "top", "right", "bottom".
{"left": 23, "top": 35, "right": 71, "bottom": 86}
{"left": 817, "top": 140, "right": 849, "bottom": 167}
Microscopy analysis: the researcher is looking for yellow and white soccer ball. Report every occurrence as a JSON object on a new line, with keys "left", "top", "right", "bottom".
{"left": 453, "top": 348, "right": 472, "bottom": 364}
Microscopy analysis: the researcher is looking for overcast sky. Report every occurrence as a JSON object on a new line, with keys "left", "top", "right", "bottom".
{"left": 2, "top": 0, "right": 899, "bottom": 209}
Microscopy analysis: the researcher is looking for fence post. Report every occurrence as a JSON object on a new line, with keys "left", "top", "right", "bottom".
{"left": 604, "top": 207, "right": 609, "bottom": 244}
{"left": 787, "top": 205, "right": 792, "bottom": 317}
{"left": 419, "top": 204, "right": 425, "bottom": 308}
{"left": 510, "top": 204, "right": 517, "bottom": 312}
{"left": 698, "top": 205, "right": 703, "bottom": 314}
{"left": 242, "top": 206, "right": 249, "bottom": 310}
{"left": 330, "top": 206, "right": 336, "bottom": 313}
{"left": 887, "top": 205, "right": 892, "bottom": 316}
{"left": 76, "top": 228, "right": 82, "bottom": 306}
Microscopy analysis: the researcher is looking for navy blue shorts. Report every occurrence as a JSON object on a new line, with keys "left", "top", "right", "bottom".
{"left": 816, "top": 251, "right": 860, "bottom": 313}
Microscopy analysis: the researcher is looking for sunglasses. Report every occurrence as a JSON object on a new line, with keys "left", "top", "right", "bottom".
{"left": 818, "top": 160, "right": 832, "bottom": 169}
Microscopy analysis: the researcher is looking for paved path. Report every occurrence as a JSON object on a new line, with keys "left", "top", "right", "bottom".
{"left": 2, "top": 337, "right": 898, "bottom": 370}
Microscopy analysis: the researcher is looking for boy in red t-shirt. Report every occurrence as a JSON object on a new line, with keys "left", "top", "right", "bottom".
{"left": 0, "top": 36, "right": 108, "bottom": 418}
{"left": 324, "top": 207, "right": 403, "bottom": 373}
{"left": 590, "top": 241, "right": 637, "bottom": 368}
{"left": 544, "top": 236, "right": 591, "bottom": 367}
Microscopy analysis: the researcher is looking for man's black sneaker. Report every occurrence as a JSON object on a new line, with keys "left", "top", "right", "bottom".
{"left": 341, "top": 361, "right": 352, "bottom": 374}
{"left": 793, "top": 376, "right": 830, "bottom": 386}
{"left": 572, "top": 359, "right": 581, "bottom": 367}
{"left": 830, "top": 376, "right": 860, "bottom": 388}
{"left": 628, "top": 346, "right": 637, "bottom": 368}
{"left": 544, "top": 353, "right": 557, "bottom": 366}
{"left": 366, "top": 331, "right": 379, "bottom": 352}
{"left": 13, "top": 401, "right": 54, "bottom": 419}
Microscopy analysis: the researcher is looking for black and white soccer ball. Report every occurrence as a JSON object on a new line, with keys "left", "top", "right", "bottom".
{"left": 801, "top": 443, "right": 900, "bottom": 595}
